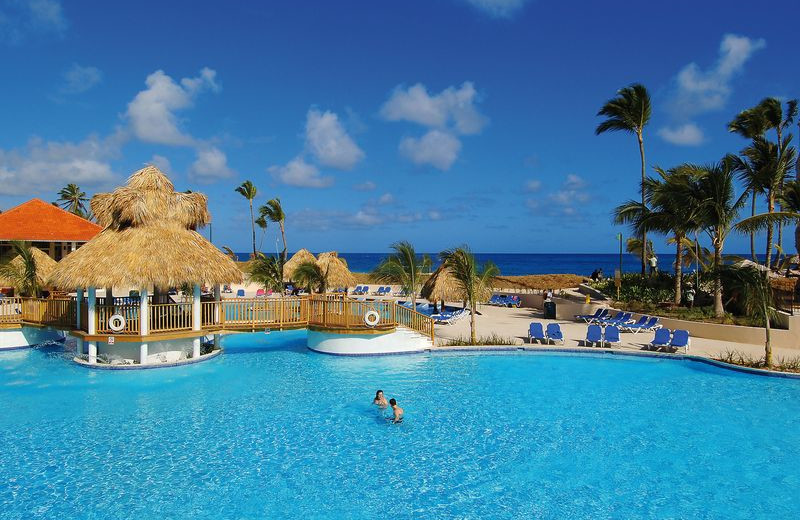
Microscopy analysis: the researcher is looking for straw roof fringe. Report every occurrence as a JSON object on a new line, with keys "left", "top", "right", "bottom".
{"left": 49, "top": 165, "right": 242, "bottom": 289}
{"left": 420, "top": 264, "right": 463, "bottom": 303}
{"left": 316, "top": 251, "right": 355, "bottom": 289}
{"left": 283, "top": 248, "right": 317, "bottom": 281}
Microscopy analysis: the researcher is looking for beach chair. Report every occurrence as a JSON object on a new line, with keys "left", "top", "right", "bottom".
{"left": 603, "top": 325, "right": 621, "bottom": 347}
{"left": 628, "top": 316, "right": 660, "bottom": 334}
{"left": 545, "top": 323, "right": 564, "bottom": 345}
{"left": 508, "top": 296, "right": 521, "bottom": 308}
{"left": 255, "top": 289, "right": 266, "bottom": 298}
{"left": 528, "top": 322, "right": 546, "bottom": 344}
{"left": 575, "top": 308, "right": 603, "bottom": 323}
{"left": 669, "top": 329, "right": 690, "bottom": 353}
{"left": 649, "top": 328, "right": 671, "bottom": 350}
{"left": 583, "top": 324, "right": 602, "bottom": 347}
{"left": 621, "top": 315, "right": 648, "bottom": 332}
{"left": 236, "top": 289, "right": 245, "bottom": 298}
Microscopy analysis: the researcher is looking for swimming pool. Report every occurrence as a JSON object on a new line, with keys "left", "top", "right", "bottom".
{"left": 2, "top": 331, "right": 799, "bottom": 519}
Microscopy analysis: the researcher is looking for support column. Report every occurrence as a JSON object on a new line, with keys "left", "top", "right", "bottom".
{"left": 105, "top": 287, "right": 114, "bottom": 305}
{"left": 139, "top": 343, "right": 148, "bottom": 365}
{"left": 192, "top": 337, "right": 201, "bottom": 358}
{"left": 193, "top": 284, "right": 202, "bottom": 331}
{"left": 76, "top": 337, "right": 84, "bottom": 356}
{"left": 71, "top": 241, "right": 77, "bottom": 253}
{"left": 87, "top": 287, "right": 97, "bottom": 335}
{"left": 139, "top": 288, "right": 149, "bottom": 336}
{"left": 214, "top": 284, "right": 221, "bottom": 326}
{"left": 213, "top": 333, "right": 220, "bottom": 350}
{"left": 88, "top": 341, "right": 97, "bottom": 364}
{"left": 76, "top": 287, "right": 83, "bottom": 330}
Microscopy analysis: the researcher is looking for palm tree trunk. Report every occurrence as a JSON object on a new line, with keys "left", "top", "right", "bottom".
{"left": 777, "top": 129, "right": 784, "bottom": 267}
{"left": 750, "top": 190, "right": 757, "bottom": 261}
{"left": 764, "top": 301, "right": 772, "bottom": 368}
{"left": 766, "top": 190, "right": 775, "bottom": 269}
{"left": 674, "top": 234, "right": 682, "bottom": 305}
{"left": 470, "top": 299, "right": 477, "bottom": 345}
{"left": 249, "top": 200, "right": 256, "bottom": 258}
{"left": 279, "top": 222, "right": 287, "bottom": 264}
{"left": 713, "top": 241, "right": 724, "bottom": 318}
{"left": 638, "top": 131, "right": 647, "bottom": 277}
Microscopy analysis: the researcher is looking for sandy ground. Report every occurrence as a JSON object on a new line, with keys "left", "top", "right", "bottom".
{"left": 432, "top": 301, "right": 800, "bottom": 362}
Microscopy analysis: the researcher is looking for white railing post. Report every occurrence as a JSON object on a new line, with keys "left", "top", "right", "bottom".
{"left": 192, "top": 337, "right": 201, "bottom": 358}
{"left": 193, "top": 284, "right": 202, "bottom": 331}
{"left": 214, "top": 284, "right": 221, "bottom": 325}
{"left": 140, "top": 288, "right": 149, "bottom": 336}
{"left": 76, "top": 288, "right": 83, "bottom": 330}
{"left": 87, "top": 287, "right": 96, "bottom": 335}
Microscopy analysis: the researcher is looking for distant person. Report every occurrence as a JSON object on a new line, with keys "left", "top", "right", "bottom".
{"left": 597, "top": 268, "right": 604, "bottom": 280}
{"left": 649, "top": 254, "right": 658, "bottom": 276}
{"left": 685, "top": 284, "right": 696, "bottom": 308}
{"left": 590, "top": 269, "right": 599, "bottom": 282}
{"left": 389, "top": 398, "right": 403, "bottom": 423}
{"left": 545, "top": 288, "right": 554, "bottom": 301}
{"left": 373, "top": 390, "right": 388, "bottom": 409}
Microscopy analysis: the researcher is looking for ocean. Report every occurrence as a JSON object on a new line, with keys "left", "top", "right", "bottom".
{"left": 233, "top": 252, "right": 715, "bottom": 276}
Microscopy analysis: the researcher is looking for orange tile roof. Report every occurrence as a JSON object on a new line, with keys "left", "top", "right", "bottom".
{"left": 0, "top": 198, "right": 102, "bottom": 242}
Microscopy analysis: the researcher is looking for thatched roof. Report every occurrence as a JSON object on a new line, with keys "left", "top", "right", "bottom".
{"left": 421, "top": 264, "right": 463, "bottom": 302}
{"left": 49, "top": 166, "right": 243, "bottom": 289}
{"left": 317, "top": 251, "right": 355, "bottom": 289}
{"left": 283, "top": 248, "right": 316, "bottom": 281}
{"left": 0, "top": 247, "right": 57, "bottom": 288}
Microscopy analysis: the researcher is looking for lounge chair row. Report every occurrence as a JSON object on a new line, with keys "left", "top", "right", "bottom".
{"left": 648, "top": 328, "right": 691, "bottom": 353}
{"left": 575, "top": 309, "right": 661, "bottom": 333}
{"left": 432, "top": 308, "right": 469, "bottom": 325}
{"left": 352, "top": 286, "right": 403, "bottom": 296}
{"left": 528, "top": 322, "right": 564, "bottom": 344}
{"left": 487, "top": 294, "right": 521, "bottom": 308}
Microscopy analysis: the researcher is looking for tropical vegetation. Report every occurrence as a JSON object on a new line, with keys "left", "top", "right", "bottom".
{"left": 0, "top": 241, "right": 42, "bottom": 297}
{"left": 235, "top": 180, "right": 258, "bottom": 258}
{"left": 440, "top": 246, "right": 499, "bottom": 345}
{"left": 370, "top": 241, "right": 431, "bottom": 307}
{"left": 55, "top": 183, "right": 91, "bottom": 219}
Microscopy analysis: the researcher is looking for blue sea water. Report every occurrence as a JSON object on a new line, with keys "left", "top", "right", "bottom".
{"left": 2, "top": 332, "right": 800, "bottom": 519}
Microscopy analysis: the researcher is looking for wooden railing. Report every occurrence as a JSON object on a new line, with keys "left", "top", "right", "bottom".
{"left": 96, "top": 304, "right": 140, "bottom": 335}
{"left": 150, "top": 302, "right": 193, "bottom": 333}
{"left": 0, "top": 297, "right": 23, "bottom": 325}
{"left": 394, "top": 303, "right": 436, "bottom": 342}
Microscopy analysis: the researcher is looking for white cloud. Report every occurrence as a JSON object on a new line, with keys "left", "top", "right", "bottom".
{"left": 670, "top": 34, "right": 765, "bottom": 117}
{"left": 269, "top": 156, "right": 333, "bottom": 188}
{"left": 0, "top": 133, "right": 120, "bottom": 196}
{"left": 304, "top": 109, "right": 364, "bottom": 170}
{"left": 563, "top": 174, "right": 586, "bottom": 190}
{"left": 380, "top": 82, "right": 487, "bottom": 135}
{"left": 61, "top": 63, "right": 102, "bottom": 94}
{"left": 658, "top": 123, "right": 705, "bottom": 146}
{"left": 0, "top": 0, "right": 67, "bottom": 43}
{"left": 378, "top": 192, "right": 394, "bottom": 204}
{"left": 189, "top": 146, "right": 234, "bottom": 183}
{"left": 399, "top": 130, "right": 462, "bottom": 171}
{"left": 149, "top": 154, "right": 172, "bottom": 173}
{"left": 126, "top": 68, "right": 220, "bottom": 146}
{"left": 524, "top": 179, "right": 541, "bottom": 192}
{"left": 463, "top": 0, "right": 530, "bottom": 17}
{"left": 354, "top": 181, "right": 376, "bottom": 191}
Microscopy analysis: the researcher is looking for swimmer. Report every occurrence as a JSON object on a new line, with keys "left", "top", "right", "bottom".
{"left": 373, "top": 390, "right": 388, "bottom": 409}
{"left": 389, "top": 398, "right": 403, "bottom": 424}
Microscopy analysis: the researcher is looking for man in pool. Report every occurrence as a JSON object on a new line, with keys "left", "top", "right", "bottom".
{"left": 389, "top": 398, "right": 403, "bottom": 424}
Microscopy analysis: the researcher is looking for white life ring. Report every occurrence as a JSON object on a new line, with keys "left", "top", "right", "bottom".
{"left": 364, "top": 310, "right": 380, "bottom": 327}
{"left": 108, "top": 314, "right": 126, "bottom": 332}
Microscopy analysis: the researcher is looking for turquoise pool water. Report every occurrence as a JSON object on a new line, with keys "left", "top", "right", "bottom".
{"left": 2, "top": 331, "right": 799, "bottom": 519}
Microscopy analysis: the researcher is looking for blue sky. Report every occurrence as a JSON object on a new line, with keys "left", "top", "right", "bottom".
{"left": 0, "top": 0, "right": 797, "bottom": 254}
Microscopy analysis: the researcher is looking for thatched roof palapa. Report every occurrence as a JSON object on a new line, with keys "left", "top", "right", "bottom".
{"left": 0, "top": 247, "right": 57, "bottom": 288}
{"left": 283, "top": 248, "right": 317, "bottom": 281}
{"left": 48, "top": 165, "right": 243, "bottom": 289}
{"left": 420, "top": 264, "right": 463, "bottom": 303}
{"left": 316, "top": 251, "right": 355, "bottom": 289}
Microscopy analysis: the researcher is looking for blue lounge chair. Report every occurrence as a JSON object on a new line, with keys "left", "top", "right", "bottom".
{"left": 587, "top": 308, "right": 610, "bottom": 323}
{"left": 375, "top": 287, "right": 385, "bottom": 296}
{"left": 584, "top": 324, "right": 602, "bottom": 347}
{"left": 545, "top": 323, "right": 564, "bottom": 344}
{"left": 575, "top": 308, "right": 603, "bottom": 323}
{"left": 650, "top": 328, "right": 671, "bottom": 350}
{"left": 488, "top": 294, "right": 501, "bottom": 305}
{"left": 669, "top": 329, "right": 690, "bottom": 353}
{"left": 621, "top": 315, "right": 648, "bottom": 332}
{"left": 384, "top": 286, "right": 392, "bottom": 295}
{"left": 528, "top": 322, "right": 546, "bottom": 343}
{"left": 236, "top": 289, "right": 245, "bottom": 298}
{"left": 596, "top": 311, "right": 623, "bottom": 324}
{"left": 627, "top": 316, "right": 660, "bottom": 334}
{"left": 604, "top": 325, "right": 621, "bottom": 347}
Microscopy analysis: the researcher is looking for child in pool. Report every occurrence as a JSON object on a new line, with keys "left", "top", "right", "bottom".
{"left": 373, "top": 390, "right": 388, "bottom": 409}
{"left": 389, "top": 398, "right": 403, "bottom": 424}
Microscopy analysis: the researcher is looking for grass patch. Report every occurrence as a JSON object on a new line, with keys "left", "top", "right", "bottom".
{"left": 443, "top": 333, "right": 518, "bottom": 346}
{"left": 714, "top": 349, "right": 800, "bottom": 373}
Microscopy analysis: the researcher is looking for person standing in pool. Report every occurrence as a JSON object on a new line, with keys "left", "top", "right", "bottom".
{"left": 373, "top": 390, "right": 388, "bottom": 409}
{"left": 389, "top": 398, "right": 403, "bottom": 423}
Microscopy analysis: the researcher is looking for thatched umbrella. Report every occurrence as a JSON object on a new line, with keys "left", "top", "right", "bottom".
{"left": 0, "top": 247, "right": 57, "bottom": 289}
{"left": 316, "top": 251, "right": 355, "bottom": 290}
{"left": 49, "top": 165, "right": 243, "bottom": 290}
{"left": 421, "top": 264, "right": 463, "bottom": 303}
{"left": 283, "top": 248, "right": 317, "bottom": 281}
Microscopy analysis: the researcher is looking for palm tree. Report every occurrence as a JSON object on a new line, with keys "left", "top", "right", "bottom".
{"left": 293, "top": 260, "right": 325, "bottom": 294}
{"left": 440, "top": 246, "right": 499, "bottom": 345}
{"left": 260, "top": 198, "right": 287, "bottom": 278}
{"left": 371, "top": 241, "right": 431, "bottom": 307}
{"left": 56, "top": 184, "right": 89, "bottom": 217}
{"left": 722, "top": 265, "right": 777, "bottom": 367}
{"left": 596, "top": 83, "right": 652, "bottom": 276}
{"left": 691, "top": 157, "right": 747, "bottom": 317}
{"left": 737, "top": 179, "right": 800, "bottom": 260}
{"left": 0, "top": 241, "right": 41, "bottom": 297}
{"left": 729, "top": 150, "right": 768, "bottom": 261}
{"left": 221, "top": 246, "right": 237, "bottom": 261}
{"left": 235, "top": 180, "right": 258, "bottom": 258}
{"left": 247, "top": 252, "right": 283, "bottom": 292}
{"left": 255, "top": 215, "right": 268, "bottom": 251}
